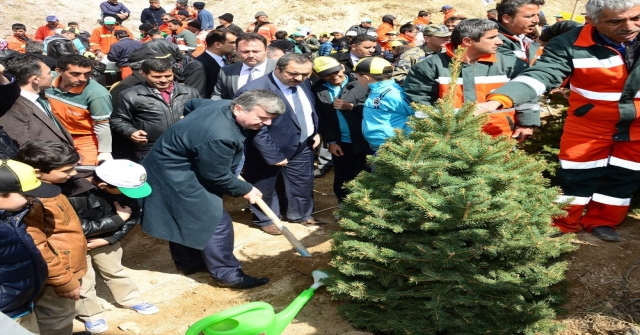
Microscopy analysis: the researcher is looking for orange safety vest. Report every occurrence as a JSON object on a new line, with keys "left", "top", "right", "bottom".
{"left": 89, "top": 25, "right": 130, "bottom": 53}
{"left": 7, "top": 34, "right": 33, "bottom": 53}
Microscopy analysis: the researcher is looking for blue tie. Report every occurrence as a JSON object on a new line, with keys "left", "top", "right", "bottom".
{"left": 290, "top": 86, "right": 308, "bottom": 143}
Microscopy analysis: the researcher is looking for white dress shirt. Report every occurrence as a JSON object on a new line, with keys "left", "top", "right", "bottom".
{"left": 20, "top": 90, "right": 49, "bottom": 115}
{"left": 272, "top": 75, "right": 314, "bottom": 138}
{"left": 237, "top": 60, "right": 269, "bottom": 90}
{"left": 205, "top": 50, "right": 226, "bottom": 68}
{"left": 349, "top": 52, "right": 361, "bottom": 67}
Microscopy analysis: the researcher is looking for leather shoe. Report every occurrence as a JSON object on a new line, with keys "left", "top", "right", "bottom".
{"left": 591, "top": 226, "right": 621, "bottom": 242}
{"left": 261, "top": 224, "right": 282, "bottom": 235}
{"left": 296, "top": 216, "right": 328, "bottom": 226}
{"left": 217, "top": 275, "right": 270, "bottom": 289}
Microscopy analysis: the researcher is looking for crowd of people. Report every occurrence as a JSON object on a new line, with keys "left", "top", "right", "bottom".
{"left": 0, "top": 0, "right": 638, "bottom": 333}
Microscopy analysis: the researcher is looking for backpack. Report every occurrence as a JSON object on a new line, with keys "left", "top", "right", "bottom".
{"left": 46, "top": 39, "right": 78, "bottom": 60}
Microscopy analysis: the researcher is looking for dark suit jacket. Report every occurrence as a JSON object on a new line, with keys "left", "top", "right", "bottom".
{"left": 0, "top": 96, "right": 74, "bottom": 147}
{"left": 183, "top": 52, "right": 222, "bottom": 98}
{"left": 211, "top": 59, "right": 276, "bottom": 100}
{"left": 235, "top": 73, "right": 318, "bottom": 165}
{"left": 331, "top": 51, "right": 357, "bottom": 76}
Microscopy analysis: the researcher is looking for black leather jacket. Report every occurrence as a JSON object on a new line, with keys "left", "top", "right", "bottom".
{"left": 110, "top": 81, "right": 200, "bottom": 153}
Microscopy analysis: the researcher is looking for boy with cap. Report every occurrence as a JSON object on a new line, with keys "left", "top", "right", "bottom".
{"left": 392, "top": 24, "right": 451, "bottom": 84}
{"left": 140, "top": 0, "right": 166, "bottom": 26}
{"left": 0, "top": 159, "right": 60, "bottom": 334}
{"left": 193, "top": 2, "right": 214, "bottom": 30}
{"left": 171, "top": 0, "right": 198, "bottom": 20}
{"left": 61, "top": 27, "right": 87, "bottom": 55}
{"left": 215, "top": 13, "right": 244, "bottom": 37}
{"left": 313, "top": 56, "right": 369, "bottom": 203}
{"left": 354, "top": 57, "right": 414, "bottom": 153}
{"left": 35, "top": 15, "right": 63, "bottom": 42}
{"left": 18, "top": 141, "right": 159, "bottom": 334}
{"left": 246, "top": 11, "right": 278, "bottom": 43}
{"left": 15, "top": 143, "right": 88, "bottom": 335}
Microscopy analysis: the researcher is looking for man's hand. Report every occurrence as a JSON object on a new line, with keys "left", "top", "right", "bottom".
{"left": 312, "top": 134, "right": 321, "bottom": 149}
{"left": 473, "top": 101, "right": 503, "bottom": 116}
{"left": 58, "top": 287, "right": 81, "bottom": 300}
{"left": 328, "top": 143, "right": 343, "bottom": 156}
{"left": 131, "top": 130, "right": 148, "bottom": 143}
{"left": 114, "top": 201, "right": 132, "bottom": 221}
{"left": 512, "top": 127, "right": 534, "bottom": 142}
{"left": 333, "top": 98, "right": 354, "bottom": 111}
{"left": 243, "top": 187, "right": 263, "bottom": 204}
{"left": 116, "top": 13, "right": 129, "bottom": 19}
{"left": 273, "top": 159, "right": 288, "bottom": 166}
{"left": 87, "top": 238, "right": 110, "bottom": 251}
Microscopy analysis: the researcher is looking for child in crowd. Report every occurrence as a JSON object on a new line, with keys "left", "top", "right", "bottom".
{"left": 18, "top": 141, "right": 158, "bottom": 334}
{"left": 354, "top": 57, "right": 414, "bottom": 153}
{"left": 0, "top": 159, "right": 61, "bottom": 334}
{"left": 16, "top": 143, "right": 88, "bottom": 335}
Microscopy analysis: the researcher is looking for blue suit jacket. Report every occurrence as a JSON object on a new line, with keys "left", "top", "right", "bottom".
{"left": 235, "top": 73, "right": 318, "bottom": 165}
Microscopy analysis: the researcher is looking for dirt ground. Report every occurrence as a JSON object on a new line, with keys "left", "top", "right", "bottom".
{"left": 70, "top": 168, "right": 640, "bottom": 335}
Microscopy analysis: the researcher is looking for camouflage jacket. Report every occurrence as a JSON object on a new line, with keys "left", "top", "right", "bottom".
{"left": 392, "top": 44, "right": 444, "bottom": 85}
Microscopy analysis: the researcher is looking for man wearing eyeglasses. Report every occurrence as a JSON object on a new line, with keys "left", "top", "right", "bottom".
{"left": 346, "top": 17, "right": 377, "bottom": 36}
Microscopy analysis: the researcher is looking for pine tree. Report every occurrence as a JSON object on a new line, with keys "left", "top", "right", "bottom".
{"left": 327, "top": 49, "right": 577, "bottom": 335}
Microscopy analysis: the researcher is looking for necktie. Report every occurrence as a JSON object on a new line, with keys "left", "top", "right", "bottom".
{"left": 36, "top": 96, "right": 61, "bottom": 130}
{"left": 222, "top": 55, "right": 229, "bottom": 65}
{"left": 290, "top": 86, "right": 308, "bottom": 142}
{"left": 246, "top": 67, "right": 257, "bottom": 84}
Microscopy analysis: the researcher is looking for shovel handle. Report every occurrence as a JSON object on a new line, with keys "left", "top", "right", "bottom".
{"left": 240, "top": 177, "right": 312, "bottom": 257}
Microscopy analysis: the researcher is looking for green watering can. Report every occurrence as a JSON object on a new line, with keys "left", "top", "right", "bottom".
{"left": 185, "top": 270, "right": 329, "bottom": 335}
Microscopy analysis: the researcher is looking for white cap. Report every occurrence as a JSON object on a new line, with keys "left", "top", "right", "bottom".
{"left": 346, "top": 31, "right": 357, "bottom": 36}
{"left": 95, "top": 160, "right": 152, "bottom": 198}
{"left": 361, "top": 17, "right": 372, "bottom": 22}
{"left": 366, "top": 31, "right": 377, "bottom": 37}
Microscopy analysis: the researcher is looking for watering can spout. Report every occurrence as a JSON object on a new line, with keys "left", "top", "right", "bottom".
{"left": 272, "top": 270, "right": 329, "bottom": 334}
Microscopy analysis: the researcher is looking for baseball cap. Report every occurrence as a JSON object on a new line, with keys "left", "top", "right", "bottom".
{"left": 440, "top": 5, "right": 453, "bottom": 12}
{"left": 331, "top": 31, "right": 344, "bottom": 35}
{"left": 361, "top": 17, "right": 372, "bottom": 23}
{"left": 353, "top": 57, "right": 393, "bottom": 75}
{"left": 291, "top": 31, "right": 306, "bottom": 37}
{"left": 423, "top": 24, "right": 451, "bottom": 37}
{"left": 313, "top": 56, "right": 342, "bottom": 77}
{"left": 255, "top": 11, "right": 268, "bottom": 18}
{"left": 346, "top": 31, "right": 357, "bottom": 37}
{"left": 389, "top": 40, "right": 404, "bottom": 48}
{"left": 46, "top": 15, "right": 58, "bottom": 22}
{"left": 103, "top": 17, "right": 117, "bottom": 25}
{"left": 0, "top": 160, "right": 61, "bottom": 198}
{"left": 554, "top": 14, "right": 563, "bottom": 18}
{"left": 95, "top": 160, "right": 152, "bottom": 199}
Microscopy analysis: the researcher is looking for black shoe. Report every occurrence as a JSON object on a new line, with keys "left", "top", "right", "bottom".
{"left": 217, "top": 275, "right": 270, "bottom": 289}
{"left": 591, "top": 226, "right": 621, "bottom": 242}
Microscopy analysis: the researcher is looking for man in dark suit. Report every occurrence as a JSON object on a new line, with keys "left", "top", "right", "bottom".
{"left": 235, "top": 53, "right": 323, "bottom": 235}
{"left": 212, "top": 33, "right": 276, "bottom": 100}
{"left": 184, "top": 29, "right": 237, "bottom": 98}
{"left": 1, "top": 55, "right": 73, "bottom": 146}
{"left": 331, "top": 34, "right": 377, "bottom": 76}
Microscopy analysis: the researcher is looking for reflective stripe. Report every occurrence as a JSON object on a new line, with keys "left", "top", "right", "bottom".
{"left": 592, "top": 193, "right": 631, "bottom": 206}
{"left": 559, "top": 158, "right": 608, "bottom": 169}
{"left": 513, "top": 50, "right": 526, "bottom": 59}
{"left": 474, "top": 75, "right": 510, "bottom": 84}
{"left": 555, "top": 195, "right": 590, "bottom": 205}
{"left": 436, "top": 77, "right": 463, "bottom": 84}
{"left": 609, "top": 156, "right": 640, "bottom": 171}
{"left": 512, "top": 76, "right": 546, "bottom": 95}
{"left": 570, "top": 84, "right": 621, "bottom": 101}
{"left": 517, "top": 103, "right": 539, "bottom": 110}
{"left": 572, "top": 56, "right": 624, "bottom": 69}
{"left": 99, "top": 34, "right": 113, "bottom": 38}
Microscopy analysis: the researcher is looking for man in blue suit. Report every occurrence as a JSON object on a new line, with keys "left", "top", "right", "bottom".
{"left": 235, "top": 53, "right": 323, "bottom": 235}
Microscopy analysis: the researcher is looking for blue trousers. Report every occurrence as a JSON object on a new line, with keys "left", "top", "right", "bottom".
{"left": 168, "top": 210, "right": 243, "bottom": 282}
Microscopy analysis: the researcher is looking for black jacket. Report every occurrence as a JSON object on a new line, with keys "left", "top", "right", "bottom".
{"left": 111, "top": 81, "right": 200, "bottom": 152}
{"left": 107, "top": 38, "right": 143, "bottom": 67}
{"left": 140, "top": 7, "right": 166, "bottom": 25}
{"left": 184, "top": 52, "right": 222, "bottom": 98}
{"left": 0, "top": 207, "right": 48, "bottom": 318}
{"left": 313, "top": 78, "right": 370, "bottom": 154}
{"left": 63, "top": 177, "right": 139, "bottom": 244}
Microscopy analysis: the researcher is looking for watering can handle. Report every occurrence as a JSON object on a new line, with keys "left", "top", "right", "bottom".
{"left": 185, "top": 302, "right": 273, "bottom": 335}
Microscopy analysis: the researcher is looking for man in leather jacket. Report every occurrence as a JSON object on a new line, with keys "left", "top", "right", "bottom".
{"left": 111, "top": 57, "right": 200, "bottom": 161}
